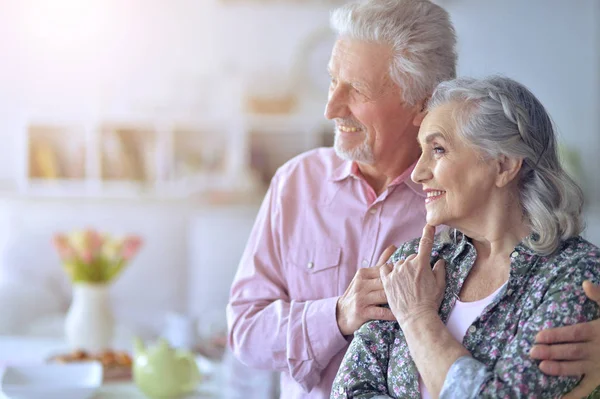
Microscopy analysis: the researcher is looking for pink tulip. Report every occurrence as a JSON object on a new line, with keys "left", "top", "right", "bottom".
{"left": 86, "top": 229, "right": 103, "bottom": 255}
{"left": 121, "top": 236, "right": 143, "bottom": 261}
{"left": 81, "top": 249, "right": 94, "bottom": 264}
{"left": 52, "top": 234, "right": 75, "bottom": 261}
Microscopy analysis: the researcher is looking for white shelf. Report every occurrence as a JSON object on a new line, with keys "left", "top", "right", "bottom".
{"left": 16, "top": 113, "right": 329, "bottom": 200}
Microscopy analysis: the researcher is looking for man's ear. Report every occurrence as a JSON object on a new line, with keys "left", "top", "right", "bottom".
{"left": 496, "top": 155, "right": 523, "bottom": 188}
{"left": 412, "top": 97, "right": 430, "bottom": 127}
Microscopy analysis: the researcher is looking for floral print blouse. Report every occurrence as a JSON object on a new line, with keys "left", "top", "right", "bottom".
{"left": 331, "top": 232, "right": 600, "bottom": 398}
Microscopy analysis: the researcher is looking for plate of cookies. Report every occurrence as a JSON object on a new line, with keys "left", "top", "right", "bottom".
{"left": 46, "top": 349, "right": 133, "bottom": 382}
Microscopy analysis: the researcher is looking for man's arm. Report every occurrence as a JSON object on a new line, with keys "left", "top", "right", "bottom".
{"left": 227, "top": 170, "right": 397, "bottom": 392}
{"left": 531, "top": 281, "right": 600, "bottom": 399}
{"left": 226, "top": 173, "right": 349, "bottom": 392}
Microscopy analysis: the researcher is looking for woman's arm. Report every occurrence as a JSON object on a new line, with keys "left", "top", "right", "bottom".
{"left": 400, "top": 312, "right": 471, "bottom": 397}
{"left": 330, "top": 320, "right": 396, "bottom": 399}
{"left": 381, "top": 225, "right": 462, "bottom": 397}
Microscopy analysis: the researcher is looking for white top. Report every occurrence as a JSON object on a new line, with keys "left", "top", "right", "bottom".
{"left": 420, "top": 283, "right": 507, "bottom": 399}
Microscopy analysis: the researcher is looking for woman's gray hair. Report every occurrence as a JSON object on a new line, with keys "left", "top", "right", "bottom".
{"left": 330, "top": 0, "right": 457, "bottom": 105}
{"left": 430, "top": 76, "right": 584, "bottom": 255}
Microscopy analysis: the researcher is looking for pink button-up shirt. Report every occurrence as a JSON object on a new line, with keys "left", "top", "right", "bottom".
{"left": 227, "top": 147, "right": 427, "bottom": 398}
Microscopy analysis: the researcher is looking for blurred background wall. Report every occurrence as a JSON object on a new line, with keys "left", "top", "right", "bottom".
{"left": 0, "top": 0, "right": 597, "bottom": 197}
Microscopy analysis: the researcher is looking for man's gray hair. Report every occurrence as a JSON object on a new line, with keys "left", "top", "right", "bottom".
{"left": 429, "top": 76, "right": 584, "bottom": 255}
{"left": 330, "top": 0, "right": 457, "bottom": 105}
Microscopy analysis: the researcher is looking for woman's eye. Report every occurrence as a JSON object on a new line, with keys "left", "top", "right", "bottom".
{"left": 433, "top": 146, "right": 445, "bottom": 155}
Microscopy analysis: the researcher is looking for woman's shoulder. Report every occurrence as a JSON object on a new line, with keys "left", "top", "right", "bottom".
{"left": 526, "top": 236, "right": 600, "bottom": 294}
{"left": 557, "top": 235, "right": 600, "bottom": 255}
{"left": 548, "top": 236, "right": 600, "bottom": 273}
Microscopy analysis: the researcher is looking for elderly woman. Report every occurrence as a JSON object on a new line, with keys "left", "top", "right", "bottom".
{"left": 331, "top": 76, "right": 600, "bottom": 399}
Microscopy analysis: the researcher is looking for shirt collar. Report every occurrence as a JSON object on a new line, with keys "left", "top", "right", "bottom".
{"left": 329, "top": 159, "right": 356, "bottom": 182}
{"left": 329, "top": 159, "right": 426, "bottom": 198}
{"left": 446, "top": 230, "right": 471, "bottom": 264}
{"left": 449, "top": 230, "right": 541, "bottom": 276}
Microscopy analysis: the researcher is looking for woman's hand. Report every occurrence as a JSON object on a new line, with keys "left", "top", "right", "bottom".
{"left": 380, "top": 224, "right": 446, "bottom": 329}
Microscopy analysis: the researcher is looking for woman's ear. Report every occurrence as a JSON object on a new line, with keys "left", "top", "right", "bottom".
{"left": 496, "top": 155, "right": 523, "bottom": 188}
{"left": 412, "top": 97, "right": 430, "bottom": 127}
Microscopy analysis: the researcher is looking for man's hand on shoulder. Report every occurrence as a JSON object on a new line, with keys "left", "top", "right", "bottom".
{"left": 336, "top": 245, "right": 397, "bottom": 337}
{"left": 530, "top": 281, "right": 600, "bottom": 399}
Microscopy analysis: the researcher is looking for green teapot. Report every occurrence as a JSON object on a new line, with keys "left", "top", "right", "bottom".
{"left": 133, "top": 337, "right": 201, "bottom": 399}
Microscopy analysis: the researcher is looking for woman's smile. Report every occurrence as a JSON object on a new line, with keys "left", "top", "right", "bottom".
{"left": 424, "top": 189, "right": 446, "bottom": 205}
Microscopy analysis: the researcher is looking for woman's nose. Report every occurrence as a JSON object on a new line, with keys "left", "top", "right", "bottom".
{"left": 411, "top": 156, "right": 432, "bottom": 184}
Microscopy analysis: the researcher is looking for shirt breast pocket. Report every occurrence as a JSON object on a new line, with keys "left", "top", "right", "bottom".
{"left": 286, "top": 246, "right": 342, "bottom": 301}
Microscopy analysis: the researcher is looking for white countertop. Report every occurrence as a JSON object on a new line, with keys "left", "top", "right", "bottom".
{"left": 0, "top": 336, "right": 221, "bottom": 399}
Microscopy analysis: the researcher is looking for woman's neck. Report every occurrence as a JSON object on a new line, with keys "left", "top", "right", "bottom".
{"left": 458, "top": 188, "right": 531, "bottom": 265}
{"left": 456, "top": 192, "right": 531, "bottom": 301}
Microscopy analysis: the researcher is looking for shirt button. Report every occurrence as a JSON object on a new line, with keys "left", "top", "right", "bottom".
{"left": 510, "top": 251, "right": 519, "bottom": 258}
{"left": 468, "top": 325, "right": 477, "bottom": 334}
{"left": 362, "top": 259, "right": 368, "bottom": 267}
{"left": 307, "top": 262, "right": 314, "bottom": 269}
{"left": 369, "top": 207, "right": 377, "bottom": 214}
{"left": 338, "top": 386, "right": 344, "bottom": 394}
{"left": 507, "top": 289, "right": 513, "bottom": 296}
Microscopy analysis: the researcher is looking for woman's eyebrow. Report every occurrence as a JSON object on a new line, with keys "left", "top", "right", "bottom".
{"left": 419, "top": 131, "right": 446, "bottom": 144}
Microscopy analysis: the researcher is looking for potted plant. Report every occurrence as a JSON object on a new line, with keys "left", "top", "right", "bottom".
{"left": 52, "top": 229, "right": 143, "bottom": 352}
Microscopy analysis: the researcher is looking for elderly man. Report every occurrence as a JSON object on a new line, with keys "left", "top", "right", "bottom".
{"left": 227, "top": 0, "right": 600, "bottom": 398}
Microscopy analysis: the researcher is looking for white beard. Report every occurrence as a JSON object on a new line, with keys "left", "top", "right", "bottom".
{"left": 333, "top": 130, "right": 374, "bottom": 164}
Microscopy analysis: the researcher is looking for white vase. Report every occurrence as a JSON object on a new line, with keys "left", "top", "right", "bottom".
{"left": 65, "top": 283, "right": 115, "bottom": 352}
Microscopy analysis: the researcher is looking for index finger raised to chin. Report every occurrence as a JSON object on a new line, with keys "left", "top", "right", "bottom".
{"left": 417, "top": 224, "right": 435, "bottom": 261}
